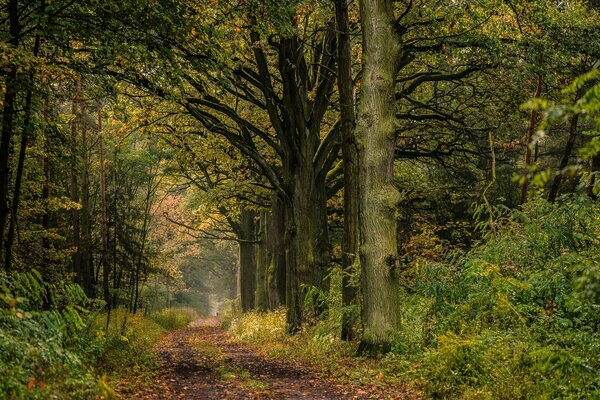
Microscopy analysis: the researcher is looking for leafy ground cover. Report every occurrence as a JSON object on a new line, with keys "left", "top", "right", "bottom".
{"left": 227, "top": 195, "right": 600, "bottom": 399}
{"left": 0, "top": 270, "right": 195, "bottom": 399}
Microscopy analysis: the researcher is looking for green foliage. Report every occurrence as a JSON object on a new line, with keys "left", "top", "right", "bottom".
{"left": 0, "top": 271, "right": 111, "bottom": 399}
{"left": 396, "top": 195, "right": 600, "bottom": 399}
{"left": 228, "top": 196, "right": 600, "bottom": 399}
{"left": 0, "top": 271, "right": 196, "bottom": 398}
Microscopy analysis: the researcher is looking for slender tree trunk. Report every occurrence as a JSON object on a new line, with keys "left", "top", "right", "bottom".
{"left": 98, "top": 101, "right": 111, "bottom": 311}
{"left": 133, "top": 174, "right": 154, "bottom": 314}
{"left": 0, "top": 0, "right": 20, "bottom": 267}
{"left": 110, "top": 146, "right": 119, "bottom": 308}
{"left": 80, "top": 87, "right": 93, "bottom": 295}
{"left": 42, "top": 98, "right": 52, "bottom": 269}
{"left": 5, "top": 36, "right": 42, "bottom": 270}
{"left": 335, "top": 0, "right": 360, "bottom": 341}
{"left": 549, "top": 88, "right": 584, "bottom": 202}
{"left": 70, "top": 79, "right": 82, "bottom": 280}
{"left": 590, "top": 153, "right": 600, "bottom": 200}
{"left": 355, "top": 0, "right": 403, "bottom": 354}
{"left": 520, "top": 76, "right": 543, "bottom": 205}
{"left": 238, "top": 209, "right": 257, "bottom": 311}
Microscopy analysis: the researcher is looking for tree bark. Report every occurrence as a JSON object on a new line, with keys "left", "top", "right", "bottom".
{"left": 355, "top": 0, "right": 403, "bottom": 354}
{"left": 98, "top": 101, "right": 111, "bottom": 311}
{"left": 590, "top": 153, "right": 600, "bottom": 200}
{"left": 70, "top": 79, "right": 82, "bottom": 280}
{"left": 0, "top": 0, "right": 20, "bottom": 267}
{"left": 268, "top": 195, "right": 286, "bottom": 309}
{"left": 255, "top": 210, "right": 270, "bottom": 311}
{"left": 80, "top": 85, "right": 93, "bottom": 295}
{"left": 549, "top": 88, "right": 584, "bottom": 203}
{"left": 42, "top": 98, "right": 52, "bottom": 270}
{"left": 520, "top": 76, "right": 543, "bottom": 205}
{"left": 335, "top": 0, "right": 360, "bottom": 341}
{"left": 238, "top": 209, "right": 257, "bottom": 311}
{"left": 5, "top": 36, "right": 42, "bottom": 270}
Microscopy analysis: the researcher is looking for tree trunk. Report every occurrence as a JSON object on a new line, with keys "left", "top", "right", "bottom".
{"left": 284, "top": 201, "right": 302, "bottom": 333}
{"left": 42, "top": 98, "right": 52, "bottom": 269}
{"left": 255, "top": 210, "right": 270, "bottom": 311}
{"left": 80, "top": 86, "right": 93, "bottom": 295}
{"left": 70, "top": 79, "right": 82, "bottom": 280}
{"left": 0, "top": 0, "right": 20, "bottom": 267}
{"left": 133, "top": 174, "right": 154, "bottom": 313}
{"left": 287, "top": 167, "right": 330, "bottom": 327}
{"left": 355, "top": 0, "right": 403, "bottom": 354}
{"left": 590, "top": 153, "right": 600, "bottom": 200}
{"left": 335, "top": 0, "right": 360, "bottom": 341}
{"left": 238, "top": 209, "right": 257, "bottom": 311}
{"left": 520, "top": 76, "right": 543, "bottom": 205}
{"left": 268, "top": 195, "right": 286, "bottom": 309}
{"left": 98, "top": 101, "right": 111, "bottom": 311}
{"left": 5, "top": 36, "right": 41, "bottom": 270}
{"left": 549, "top": 88, "right": 584, "bottom": 202}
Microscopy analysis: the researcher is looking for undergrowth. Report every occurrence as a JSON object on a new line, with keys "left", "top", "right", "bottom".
{"left": 228, "top": 195, "right": 600, "bottom": 399}
{"left": 0, "top": 270, "right": 196, "bottom": 399}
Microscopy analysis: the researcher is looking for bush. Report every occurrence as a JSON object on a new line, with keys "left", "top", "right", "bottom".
{"left": 0, "top": 271, "right": 112, "bottom": 399}
{"left": 402, "top": 195, "right": 600, "bottom": 398}
{"left": 0, "top": 270, "right": 197, "bottom": 398}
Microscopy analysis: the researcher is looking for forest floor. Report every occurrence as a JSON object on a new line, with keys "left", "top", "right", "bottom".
{"left": 126, "top": 317, "right": 384, "bottom": 399}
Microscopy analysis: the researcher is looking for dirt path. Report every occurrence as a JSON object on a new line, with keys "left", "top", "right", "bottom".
{"left": 134, "top": 317, "right": 367, "bottom": 399}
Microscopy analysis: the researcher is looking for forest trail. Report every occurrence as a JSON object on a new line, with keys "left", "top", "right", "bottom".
{"left": 133, "top": 317, "right": 368, "bottom": 399}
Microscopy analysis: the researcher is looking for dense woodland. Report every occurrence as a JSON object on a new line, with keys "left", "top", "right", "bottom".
{"left": 1, "top": 0, "right": 600, "bottom": 398}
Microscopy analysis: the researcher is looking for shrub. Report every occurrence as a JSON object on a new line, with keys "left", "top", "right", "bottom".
{"left": 0, "top": 271, "right": 111, "bottom": 399}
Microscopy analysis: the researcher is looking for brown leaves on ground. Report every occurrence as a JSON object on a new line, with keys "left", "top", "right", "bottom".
{"left": 120, "top": 317, "right": 416, "bottom": 399}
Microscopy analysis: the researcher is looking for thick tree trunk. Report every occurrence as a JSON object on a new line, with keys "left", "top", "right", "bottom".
{"left": 355, "top": 0, "right": 403, "bottom": 354}
{"left": 284, "top": 201, "right": 302, "bottom": 333}
{"left": 255, "top": 210, "right": 270, "bottom": 311}
{"left": 286, "top": 167, "right": 330, "bottom": 327}
{"left": 335, "top": 0, "right": 360, "bottom": 341}
{"left": 238, "top": 209, "right": 257, "bottom": 311}
{"left": 294, "top": 168, "right": 330, "bottom": 293}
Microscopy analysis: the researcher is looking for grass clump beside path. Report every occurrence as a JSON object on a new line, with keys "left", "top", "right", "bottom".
{"left": 96, "top": 307, "right": 198, "bottom": 396}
